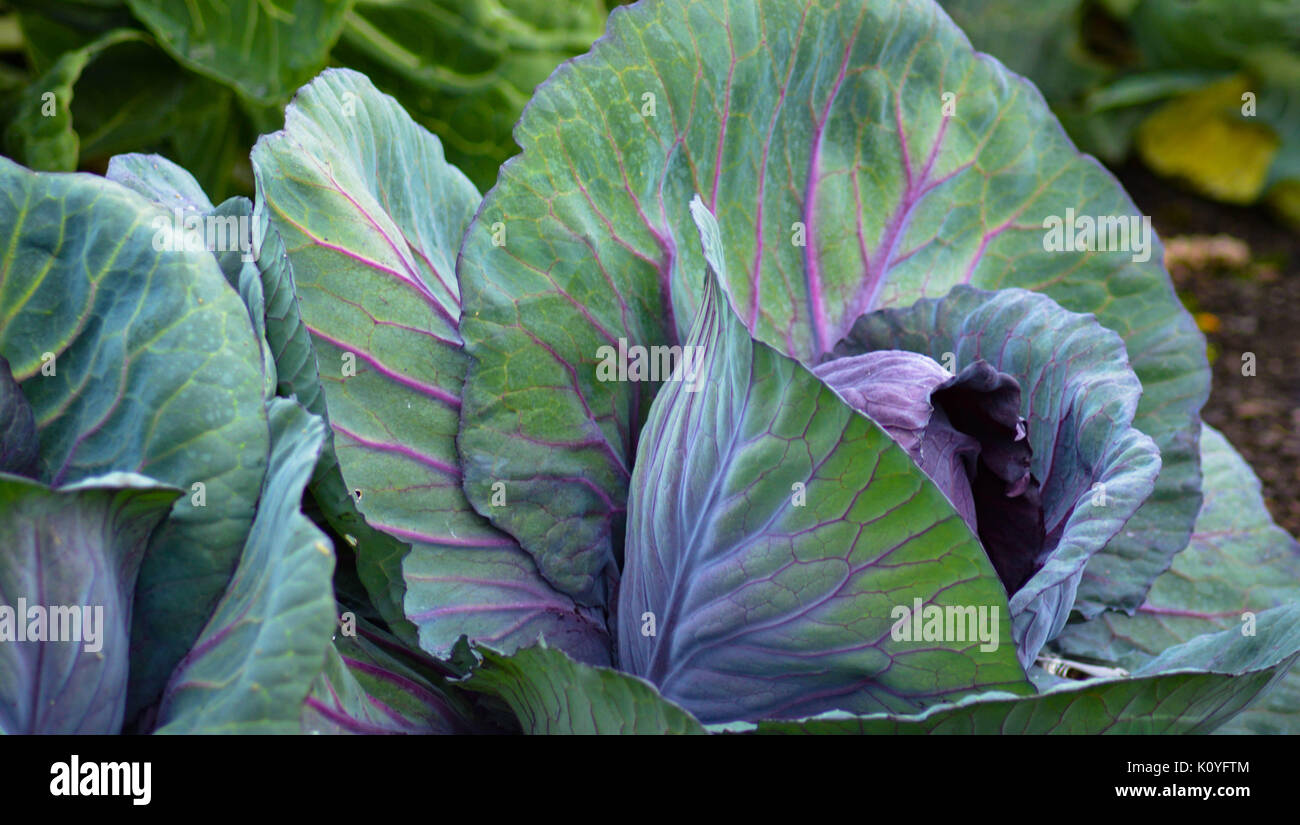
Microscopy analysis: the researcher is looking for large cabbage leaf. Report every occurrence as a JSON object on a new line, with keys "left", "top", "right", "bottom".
{"left": 0, "top": 157, "right": 271, "bottom": 718}
{"left": 457, "top": 0, "right": 1208, "bottom": 622}
{"left": 753, "top": 602, "right": 1300, "bottom": 734}
{"left": 616, "top": 199, "right": 1031, "bottom": 723}
{"left": 251, "top": 69, "right": 611, "bottom": 664}
{"left": 106, "top": 153, "right": 279, "bottom": 399}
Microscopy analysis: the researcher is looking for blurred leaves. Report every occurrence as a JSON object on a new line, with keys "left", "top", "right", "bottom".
{"left": 334, "top": 0, "right": 608, "bottom": 189}
{"left": 3, "top": 23, "right": 245, "bottom": 197}
{"left": 939, "top": 0, "right": 1300, "bottom": 222}
{"left": 124, "top": 0, "right": 352, "bottom": 104}
{"left": 4, "top": 27, "right": 140, "bottom": 170}
{"left": 0, "top": 0, "right": 611, "bottom": 196}
{"left": 1136, "top": 75, "right": 1279, "bottom": 204}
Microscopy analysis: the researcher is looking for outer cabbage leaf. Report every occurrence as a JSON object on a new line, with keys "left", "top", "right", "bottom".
{"left": 1054, "top": 424, "right": 1300, "bottom": 733}
{"left": 253, "top": 195, "right": 419, "bottom": 643}
{"left": 457, "top": 0, "right": 1208, "bottom": 618}
{"left": 755, "top": 602, "right": 1300, "bottom": 734}
{"left": 106, "top": 153, "right": 278, "bottom": 398}
{"left": 0, "top": 157, "right": 270, "bottom": 719}
{"left": 832, "top": 286, "right": 1161, "bottom": 665}
{"left": 251, "top": 69, "right": 610, "bottom": 664}
{"left": 155, "top": 399, "right": 336, "bottom": 734}
{"left": 106, "top": 151, "right": 215, "bottom": 211}
{"left": 616, "top": 200, "right": 1031, "bottom": 723}
{"left": 1222, "top": 664, "right": 1300, "bottom": 736}
{"left": 465, "top": 642, "right": 707, "bottom": 735}
{"left": 124, "top": 0, "right": 352, "bottom": 104}
{"left": 0, "top": 472, "right": 179, "bottom": 734}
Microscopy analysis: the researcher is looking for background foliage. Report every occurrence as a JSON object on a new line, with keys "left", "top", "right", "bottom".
{"left": 0, "top": 0, "right": 623, "bottom": 197}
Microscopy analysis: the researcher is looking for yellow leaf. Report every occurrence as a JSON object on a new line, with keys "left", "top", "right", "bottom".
{"left": 1137, "top": 76, "right": 1279, "bottom": 204}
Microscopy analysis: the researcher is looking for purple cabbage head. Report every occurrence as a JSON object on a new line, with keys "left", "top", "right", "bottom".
{"left": 812, "top": 352, "right": 1046, "bottom": 594}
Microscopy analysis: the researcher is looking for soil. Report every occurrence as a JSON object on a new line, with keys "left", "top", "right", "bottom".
{"left": 1114, "top": 160, "right": 1300, "bottom": 535}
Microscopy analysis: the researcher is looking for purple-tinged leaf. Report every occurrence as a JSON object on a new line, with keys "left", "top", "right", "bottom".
{"left": 616, "top": 199, "right": 1030, "bottom": 723}
{"left": 1054, "top": 424, "right": 1300, "bottom": 733}
{"left": 813, "top": 353, "right": 1046, "bottom": 594}
{"left": 252, "top": 69, "right": 611, "bottom": 664}
{"left": 835, "top": 286, "right": 1161, "bottom": 665}
{"left": 0, "top": 472, "right": 179, "bottom": 734}
{"left": 755, "top": 603, "right": 1300, "bottom": 735}
{"left": 456, "top": 0, "right": 1208, "bottom": 619}
{"left": 302, "top": 618, "right": 474, "bottom": 735}
{"left": 0, "top": 157, "right": 271, "bottom": 720}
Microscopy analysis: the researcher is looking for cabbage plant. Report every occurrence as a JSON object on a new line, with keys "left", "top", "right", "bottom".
{"left": 1, "top": 0, "right": 1298, "bottom": 735}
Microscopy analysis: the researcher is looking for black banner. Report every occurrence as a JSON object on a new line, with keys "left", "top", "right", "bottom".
{"left": 0, "top": 735, "right": 1280, "bottom": 813}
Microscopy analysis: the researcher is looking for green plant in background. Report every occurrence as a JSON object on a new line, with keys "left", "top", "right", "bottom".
{"left": 939, "top": 0, "right": 1300, "bottom": 225}
{"left": 0, "top": 0, "right": 616, "bottom": 198}
{"left": 335, "top": 0, "right": 611, "bottom": 187}
{"left": 1, "top": 0, "right": 1299, "bottom": 734}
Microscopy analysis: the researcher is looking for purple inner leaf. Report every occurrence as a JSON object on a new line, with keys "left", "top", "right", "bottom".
{"left": 813, "top": 351, "right": 1046, "bottom": 595}
{"left": 931, "top": 362, "right": 1046, "bottom": 593}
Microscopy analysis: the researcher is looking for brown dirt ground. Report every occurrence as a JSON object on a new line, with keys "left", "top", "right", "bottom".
{"left": 1115, "top": 160, "right": 1300, "bottom": 536}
